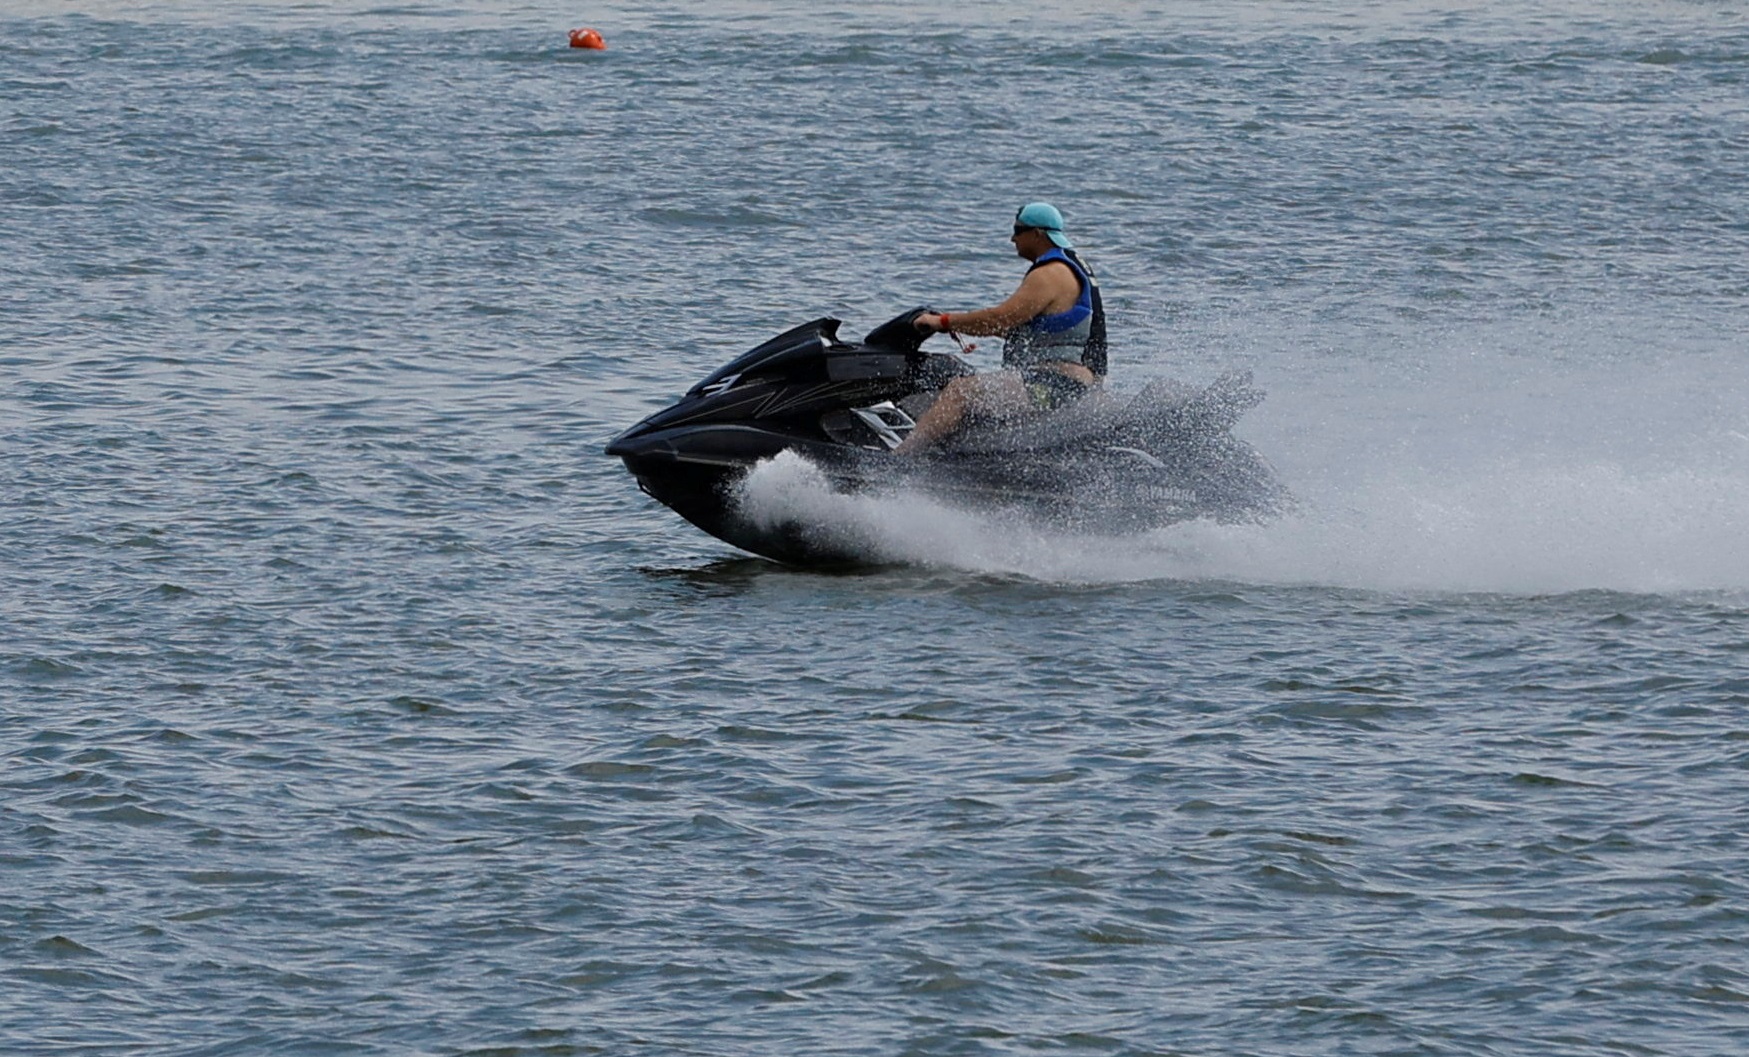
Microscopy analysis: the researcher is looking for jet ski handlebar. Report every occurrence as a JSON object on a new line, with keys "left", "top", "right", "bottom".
{"left": 861, "top": 306, "right": 936, "bottom": 358}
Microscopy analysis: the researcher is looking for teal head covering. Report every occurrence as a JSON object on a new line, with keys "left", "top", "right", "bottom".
{"left": 1014, "top": 202, "right": 1073, "bottom": 249}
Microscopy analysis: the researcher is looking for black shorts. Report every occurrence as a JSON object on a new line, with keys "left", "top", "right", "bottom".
{"left": 1019, "top": 366, "right": 1091, "bottom": 411}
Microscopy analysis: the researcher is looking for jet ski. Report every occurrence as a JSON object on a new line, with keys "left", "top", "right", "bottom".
{"left": 604, "top": 308, "right": 1291, "bottom": 565}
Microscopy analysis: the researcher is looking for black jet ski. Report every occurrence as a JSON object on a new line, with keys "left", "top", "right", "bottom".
{"left": 605, "top": 308, "right": 1290, "bottom": 565}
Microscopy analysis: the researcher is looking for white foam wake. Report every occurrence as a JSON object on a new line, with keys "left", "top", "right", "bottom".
{"left": 731, "top": 309, "right": 1749, "bottom": 595}
{"left": 732, "top": 445, "right": 1749, "bottom": 595}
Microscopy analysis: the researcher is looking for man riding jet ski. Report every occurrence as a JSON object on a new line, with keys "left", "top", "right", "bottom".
{"left": 604, "top": 314, "right": 1290, "bottom": 565}
{"left": 898, "top": 202, "right": 1107, "bottom": 452}
{"left": 606, "top": 203, "right": 1289, "bottom": 564}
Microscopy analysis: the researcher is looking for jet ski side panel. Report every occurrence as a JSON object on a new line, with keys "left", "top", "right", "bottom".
{"left": 614, "top": 375, "right": 911, "bottom": 443}
{"left": 614, "top": 434, "right": 871, "bottom": 566}
{"left": 688, "top": 318, "right": 843, "bottom": 397}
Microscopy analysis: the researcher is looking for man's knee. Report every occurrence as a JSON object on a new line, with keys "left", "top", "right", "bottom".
{"left": 943, "top": 375, "right": 982, "bottom": 399}
{"left": 967, "top": 371, "right": 1025, "bottom": 413}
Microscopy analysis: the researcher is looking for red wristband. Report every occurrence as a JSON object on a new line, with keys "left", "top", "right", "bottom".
{"left": 939, "top": 312, "right": 952, "bottom": 332}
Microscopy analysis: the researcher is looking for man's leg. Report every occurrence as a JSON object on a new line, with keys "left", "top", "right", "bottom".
{"left": 895, "top": 371, "right": 1027, "bottom": 453}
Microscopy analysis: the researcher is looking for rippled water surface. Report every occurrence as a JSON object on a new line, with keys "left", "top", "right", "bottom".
{"left": 5, "top": 2, "right": 1749, "bottom": 1054}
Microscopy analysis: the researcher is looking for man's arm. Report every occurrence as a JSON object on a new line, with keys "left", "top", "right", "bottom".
{"left": 917, "top": 261, "right": 1079, "bottom": 336}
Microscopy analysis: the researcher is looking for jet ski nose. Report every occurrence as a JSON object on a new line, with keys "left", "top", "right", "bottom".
{"left": 605, "top": 417, "right": 661, "bottom": 458}
{"left": 605, "top": 430, "right": 663, "bottom": 459}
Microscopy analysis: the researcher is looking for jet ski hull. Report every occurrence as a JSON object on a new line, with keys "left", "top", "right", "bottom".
{"left": 608, "top": 425, "right": 860, "bottom": 565}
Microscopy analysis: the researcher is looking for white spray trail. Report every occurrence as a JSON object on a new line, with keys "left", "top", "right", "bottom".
{"left": 731, "top": 313, "right": 1749, "bottom": 596}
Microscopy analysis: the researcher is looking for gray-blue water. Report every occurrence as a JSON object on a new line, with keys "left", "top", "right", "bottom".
{"left": 5, "top": 2, "right": 1748, "bottom": 1054}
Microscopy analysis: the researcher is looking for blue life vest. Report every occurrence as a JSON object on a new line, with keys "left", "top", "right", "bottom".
{"left": 1002, "top": 247, "right": 1107, "bottom": 377}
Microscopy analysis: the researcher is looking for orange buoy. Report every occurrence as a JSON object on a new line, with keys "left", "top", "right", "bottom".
{"left": 568, "top": 27, "right": 606, "bottom": 50}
